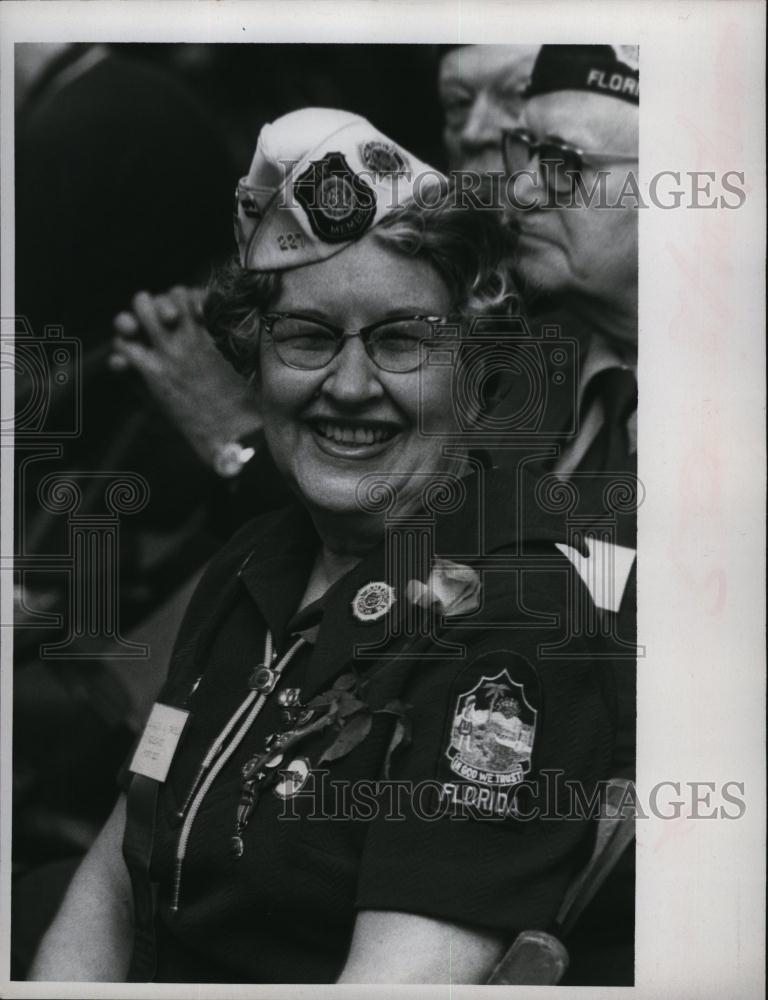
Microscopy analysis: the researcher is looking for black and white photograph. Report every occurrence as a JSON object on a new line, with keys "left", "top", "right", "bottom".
{"left": 0, "top": 2, "right": 764, "bottom": 997}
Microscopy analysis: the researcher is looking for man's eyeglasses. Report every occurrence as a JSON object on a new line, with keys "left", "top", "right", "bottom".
{"left": 260, "top": 313, "right": 458, "bottom": 373}
{"left": 502, "top": 128, "right": 638, "bottom": 192}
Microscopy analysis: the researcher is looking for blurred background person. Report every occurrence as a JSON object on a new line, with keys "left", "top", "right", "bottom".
{"left": 500, "top": 44, "right": 640, "bottom": 986}
{"left": 503, "top": 44, "right": 639, "bottom": 478}
{"left": 438, "top": 43, "right": 540, "bottom": 172}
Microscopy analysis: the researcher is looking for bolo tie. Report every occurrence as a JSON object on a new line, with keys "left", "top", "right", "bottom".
{"left": 576, "top": 366, "right": 638, "bottom": 475}
{"left": 170, "top": 627, "right": 332, "bottom": 912}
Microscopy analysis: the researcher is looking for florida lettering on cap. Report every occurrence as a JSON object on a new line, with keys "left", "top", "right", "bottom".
{"left": 526, "top": 44, "right": 639, "bottom": 105}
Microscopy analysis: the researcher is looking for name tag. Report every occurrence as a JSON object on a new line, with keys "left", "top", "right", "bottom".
{"left": 129, "top": 703, "right": 190, "bottom": 782}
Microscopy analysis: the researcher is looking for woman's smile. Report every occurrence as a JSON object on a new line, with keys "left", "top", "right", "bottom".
{"left": 306, "top": 416, "right": 403, "bottom": 458}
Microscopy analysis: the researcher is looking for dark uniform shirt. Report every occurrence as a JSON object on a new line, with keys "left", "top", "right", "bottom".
{"left": 124, "top": 467, "right": 636, "bottom": 983}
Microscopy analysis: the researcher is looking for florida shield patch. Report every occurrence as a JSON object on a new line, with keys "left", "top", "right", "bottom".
{"left": 447, "top": 669, "right": 537, "bottom": 788}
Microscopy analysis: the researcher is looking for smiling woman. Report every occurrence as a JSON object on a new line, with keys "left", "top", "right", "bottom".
{"left": 205, "top": 180, "right": 517, "bottom": 534}
{"left": 30, "top": 108, "right": 632, "bottom": 986}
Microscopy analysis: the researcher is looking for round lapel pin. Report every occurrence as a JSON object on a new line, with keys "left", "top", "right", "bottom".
{"left": 352, "top": 581, "right": 396, "bottom": 622}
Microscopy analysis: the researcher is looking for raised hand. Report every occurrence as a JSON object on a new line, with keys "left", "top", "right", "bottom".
{"left": 110, "top": 286, "right": 262, "bottom": 469}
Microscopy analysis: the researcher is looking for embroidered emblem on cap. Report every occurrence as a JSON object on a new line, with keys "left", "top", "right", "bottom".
{"left": 360, "top": 140, "right": 409, "bottom": 178}
{"left": 446, "top": 670, "right": 537, "bottom": 788}
{"left": 294, "top": 151, "right": 376, "bottom": 243}
{"left": 352, "top": 582, "right": 396, "bottom": 622}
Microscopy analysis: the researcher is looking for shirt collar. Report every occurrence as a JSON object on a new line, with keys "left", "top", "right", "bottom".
{"left": 237, "top": 503, "right": 319, "bottom": 643}
{"left": 577, "top": 332, "right": 638, "bottom": 413}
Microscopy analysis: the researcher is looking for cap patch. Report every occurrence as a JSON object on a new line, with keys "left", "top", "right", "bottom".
{"left": 294, "top": 151, "right": 377, "bottom": 243}
{"left": 360, "top": 140, "right": 410, "bottom": 178}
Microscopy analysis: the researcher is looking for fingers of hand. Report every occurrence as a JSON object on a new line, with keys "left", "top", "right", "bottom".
{"left": 112, "top": 334, "right": 163, "bottom": 377}
{"left": 112, "top": 310, "right": 140, "bottom": 337}
{"left": 190, "top": 286, "right": 206, "bottom": 320}
{"left": 131, "top": 290, "right": 179, "bottom": 348}
{"left": 168, "top": 284, "right": 208, "bottom": 338}
{"left": 107, "top": 352, "right": 131, "bottom": 372}
{"left": 157, "top": 296, "right": 181, "bottom": 328}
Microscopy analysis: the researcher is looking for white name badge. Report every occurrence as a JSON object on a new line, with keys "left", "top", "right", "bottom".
{"left": 129, "top": 703, "right": 190, "bottom": 783}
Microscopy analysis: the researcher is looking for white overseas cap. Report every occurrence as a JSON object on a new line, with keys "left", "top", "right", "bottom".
{"left": 233, "top": 107, "right": 446, "bottom": 272}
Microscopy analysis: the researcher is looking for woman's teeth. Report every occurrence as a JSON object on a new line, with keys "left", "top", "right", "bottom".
{"left": 315, "top": 422, "right": 394, "bottom": 445}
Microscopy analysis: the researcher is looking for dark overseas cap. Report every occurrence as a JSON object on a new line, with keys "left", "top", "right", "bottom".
{"left": 527, "top": 45, "right": 639, "bottom": 105}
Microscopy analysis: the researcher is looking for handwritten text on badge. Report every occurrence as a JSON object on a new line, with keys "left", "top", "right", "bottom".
{"left": 129, "top": 703, "right": 190, "bottom": 783}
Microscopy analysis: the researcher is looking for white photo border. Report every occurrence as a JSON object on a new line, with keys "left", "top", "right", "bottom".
{"left": 1, "top": 2, "right": 765, "bottom": 998}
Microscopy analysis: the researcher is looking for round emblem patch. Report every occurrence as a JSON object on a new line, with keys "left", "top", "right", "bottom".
{"left": 360, "top": 140, "right": 409, "bottom": 178}
{"left": 352, "top": 582, "right": 396, "bottom": 622}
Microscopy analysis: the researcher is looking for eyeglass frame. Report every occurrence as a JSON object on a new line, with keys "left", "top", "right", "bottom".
{"left": 259, "top": 311, "right": 461, "bottom": 373}
{"left": 501, "top": 127, "right": 638, "bottom": 188}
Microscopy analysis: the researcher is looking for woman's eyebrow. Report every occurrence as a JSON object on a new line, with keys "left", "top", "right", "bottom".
{"left": 376, "top": 306, "right": 440, "bottom": 319}
{"left": 272, "top": 306, "right": 337, "bottom": 323}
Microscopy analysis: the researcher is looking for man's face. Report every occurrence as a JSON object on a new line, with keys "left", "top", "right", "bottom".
{"left": 439, "top": 45, "right": 540, "bottom": 172}
{"left": 510, "top": 90, "right": 639, "bottom": 316}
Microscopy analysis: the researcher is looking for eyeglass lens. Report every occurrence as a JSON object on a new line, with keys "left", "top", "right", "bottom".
{"left": 268, "top": 316, "right": 439, "bottom": 373}
{"left": 504, "top": 133, "right": 583, "bottom": 189}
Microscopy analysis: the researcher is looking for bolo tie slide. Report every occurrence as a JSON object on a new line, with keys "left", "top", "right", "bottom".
{"left": 231, "top": 685, "right": 331, "bottom": 858}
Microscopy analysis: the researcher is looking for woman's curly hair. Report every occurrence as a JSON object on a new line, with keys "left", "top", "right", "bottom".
{"left": 204, "top": 181, "right": 521, "bottom": 377}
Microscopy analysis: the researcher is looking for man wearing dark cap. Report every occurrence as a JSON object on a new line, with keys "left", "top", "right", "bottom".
{"left": 504, "top": 44, "right": 639, "bottom": 477}
{"left": 499, "top": 45, "right": 639, "bottom": 988}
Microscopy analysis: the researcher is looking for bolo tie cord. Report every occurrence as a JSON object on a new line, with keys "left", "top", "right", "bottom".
{"left": 171, "top": 630, "right": 305, "bottom": 913}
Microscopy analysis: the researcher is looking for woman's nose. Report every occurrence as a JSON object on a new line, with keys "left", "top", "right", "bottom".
{"left": 320, "top": 336, "right": 384, "bottom": 404}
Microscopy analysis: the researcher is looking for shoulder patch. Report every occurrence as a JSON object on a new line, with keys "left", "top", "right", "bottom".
{"left": 446, "top": 669, "right": 537, "bottom": 789}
